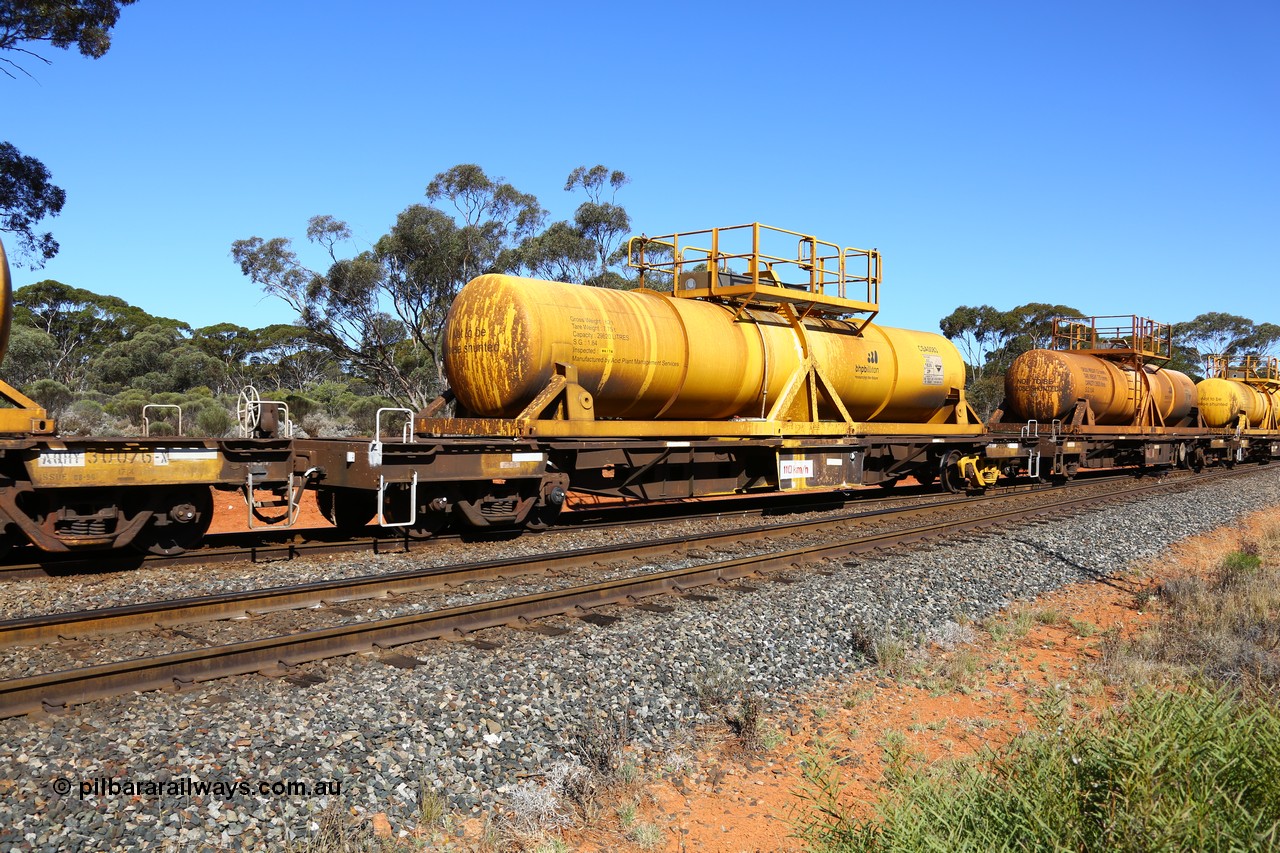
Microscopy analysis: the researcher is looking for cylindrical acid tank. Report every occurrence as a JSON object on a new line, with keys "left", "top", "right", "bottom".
{"left": 1196, "top": 377, "right": 1279, "bottom": 428}
{"left": 0, "top": 238, "right": 11, "bottom": 363}
{"left": 1003, "top": 349, "right": 1195, "bottom": 425}
{"left": 442, "top": 274, "right": 967, "bottom": 422}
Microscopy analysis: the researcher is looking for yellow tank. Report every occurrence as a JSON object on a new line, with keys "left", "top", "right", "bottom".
{"left": 443, "top": 274, "right": 966, "bottom": 422}
{"left": 0, "top": 237, "right": 11, "bottom": 363}
{"left": 0, "top": 237, "right": 56, "bottom": 435}
{"left": 1196, "top": 377, "right": 1277, "bottom": 428}
{"left": 1004, "top": 349, "right": 1195, "bottom": 425}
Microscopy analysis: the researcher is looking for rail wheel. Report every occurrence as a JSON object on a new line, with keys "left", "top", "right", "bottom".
{"left": 0, "top": 529, "right": 17, "bottom": 562}
{"left": 939, "top": 450, "right": 966, "bottom": 494}
{"left": 316, "top": 487, "right": 376, "bottom": 534}
{"left": 131, "top": 487, "right": 213, "bottom": 556}
{"left": 524, "top": 482, "right": 568, "bottom": 532}
{"left": 381, "top": 485, "right": 451, "bottom": 540}
{"left": 524, "top": 500, "right": 564, "bottom": 532}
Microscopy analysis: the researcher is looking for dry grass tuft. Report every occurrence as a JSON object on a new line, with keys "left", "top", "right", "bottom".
{"left": 1104, "top": 525, "right": 1280, "bottom": 699}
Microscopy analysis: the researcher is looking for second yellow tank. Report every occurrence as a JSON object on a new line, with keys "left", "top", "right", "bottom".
{"left": 1196, "top": 377, "right": 1280, "bottom": 428}
{"left": 1003, "top": 349, "right": 1195, "bottom": 425}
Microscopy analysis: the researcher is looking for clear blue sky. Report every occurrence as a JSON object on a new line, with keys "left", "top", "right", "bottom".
{"left": 6, "top": 0, "right": 1277, "bottom": 335}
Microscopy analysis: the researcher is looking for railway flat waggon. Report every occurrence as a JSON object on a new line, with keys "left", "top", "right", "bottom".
{"left": 0, "top": 239, "right": 300, "bottom": 556}
{"left": 373, "top": 224, "right": 991, "bottom": 532}
{"left": 986, "top": 316, "right": 1280, "bottom": 485}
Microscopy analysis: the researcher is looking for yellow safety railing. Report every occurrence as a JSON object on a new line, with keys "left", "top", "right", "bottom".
{"left": 1208, "top": 354, "right": 1280, "bottom": 385}
{"left": 626, "top": 223, "right": 880, "bottom": 320}
{"left": 1051, "top": 315, "right": 1172, "bottom": 361}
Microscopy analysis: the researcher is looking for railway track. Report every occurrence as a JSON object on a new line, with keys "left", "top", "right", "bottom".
{"left": 0, "top": 481, "right": 1034, "bottom": 581}
{"left": 0, "top": 469, "right": 1135, "bottom": 581}
{"left": 0, "top": 486, "right": 920, "bottom": 580}
{"left": 0, "top": 466, "right": 1246, "bottom": 718}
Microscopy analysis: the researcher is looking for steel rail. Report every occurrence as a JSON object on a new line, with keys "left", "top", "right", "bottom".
{"left": 0, "top": 471, "right": 1169, "bottom": 647}
{"left": 0, "top": 467, "right": 1137, "bottom": 579}
{"left": 0, "top": 468, "right": 1248, "bottom": 718}
{"left": 0, "top": 489, "right": 1014, "bottom": 647}
{"left": 0, "top": 485, "right": 929, "bottom": 579}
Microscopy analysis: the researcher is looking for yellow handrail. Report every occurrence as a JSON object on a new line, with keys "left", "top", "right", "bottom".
{"left": 627, "top": 223, "right": 880, "bottom": 315}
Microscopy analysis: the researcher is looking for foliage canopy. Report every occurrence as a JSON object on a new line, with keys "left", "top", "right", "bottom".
{"left": 0, "top": 0, "right": 137, "bottom": 267}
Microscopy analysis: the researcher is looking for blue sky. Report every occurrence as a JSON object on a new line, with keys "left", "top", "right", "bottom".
{"left": 5, "top": 0, "right": 1277, "bottom": 336}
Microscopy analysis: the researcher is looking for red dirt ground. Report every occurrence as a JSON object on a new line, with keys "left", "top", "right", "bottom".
{"left": 429, "top": 507, "right": 1276, "bottom": 852}
{"left": 205, "top": 487, "right": 330, "bottom": 535}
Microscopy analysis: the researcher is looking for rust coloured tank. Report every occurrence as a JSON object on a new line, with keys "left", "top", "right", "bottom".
{"left": 1003, "top": 349, "right": 1195, "bottom": 425}
{"left": 443, "top": 274, "right": 967, "bottom": 423}
{"left": 1195, "top": 377, "right": 1279, "bottom": 428}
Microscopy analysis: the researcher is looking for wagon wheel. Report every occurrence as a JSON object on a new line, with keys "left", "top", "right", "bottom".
{"left": 523, "top": 502, "right": 564, "bottom": 532}
{"left": 524, "top": 484, "right": 567, "bottom": 532}
{"left": 0, "top": 529, "right": 18, "bottom": 562}
{"left": 939, "top": 450, "right": 966, "bottom": 494}
{"left": 317, "top": 487, "right": 376, "bottom": 534}
{"left": 401, "top": 516, "right": 451, "bottom": 540}
{"left": 380, "top": 485, "right": 450, "bottom": 540}
{"left": 132, "top": 487, "right": 214, "bottom": 556}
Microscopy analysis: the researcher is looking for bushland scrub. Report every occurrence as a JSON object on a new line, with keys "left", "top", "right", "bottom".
{"left": 791, "top": 523, "right": 1280, "bottom": 853}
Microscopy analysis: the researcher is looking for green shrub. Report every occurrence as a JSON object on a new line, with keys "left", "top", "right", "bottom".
{"left": 105, "top": 389, "right": 150, "bottom": 425}
{"left": 195, "top": 405, "right": 234, "bottom": 437}
{"left": 22, "top": 378, "right": 74, "bottom": 415}
{"left": 1221, "top": 549, "right": 1262, "bottom": 575}
{"left": 791, "top": 685, "right": 1280, "bottom": 852}
{"left": 346, "top": 396, "right": 400, "bottom": 436}
{"left": 59, "top": 399, "right": 106, "bottom": 435}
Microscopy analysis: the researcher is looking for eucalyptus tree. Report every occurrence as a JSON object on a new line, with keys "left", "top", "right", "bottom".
{"left": 13, "top": 280, "right": 178, "bottom": 389}
{"left": 938, "top": 305, "right": 1013, "bottom": 381}
{"left": 249, "top": 324, "right": 338, "bottom": 392}
{"left": 507, "top": 165, "right": 633, "bottom": 287}
{"left": 232, "top": 164, "right": 545, "bottom": 408}
{"left": 940, "top": 302, "right": 1085, "bottom": 421}
{"left": 564, "top": 165, "right": 631, "bottom": 284}
{"left": 0, "top": 0, "right": 137, "bottom": 267}
{"left": 0, "top": 143, "right": 64, "bottom": 267}
{"left": 1173, "top": 312, "right": 1280, "bottom": 364}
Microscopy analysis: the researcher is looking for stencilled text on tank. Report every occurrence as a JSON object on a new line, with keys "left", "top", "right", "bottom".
{"left": 568, "top": 315, "right": 676, "bottom": 367}
{"left": 453, "top": 325, "right": 502, "bottom": 355}
{"left": 570, "top": 315, "right": 631, "bottom": 342}
{"left": 1080, "top": 365, "right": 1109, "bottom": 391}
